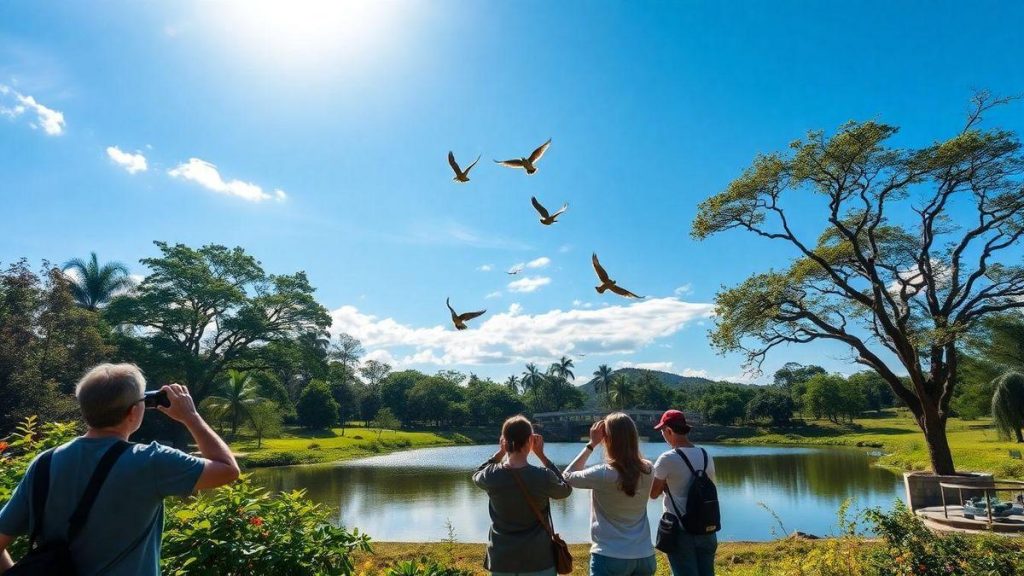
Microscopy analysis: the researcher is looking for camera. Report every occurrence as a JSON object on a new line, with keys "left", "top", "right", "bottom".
{"left": 144, "top": 389, "right": 170, "bottom": 409}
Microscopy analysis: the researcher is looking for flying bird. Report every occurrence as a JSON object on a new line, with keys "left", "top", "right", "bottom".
{"left": 592, "top": 253, "right": 643, "bottom": 298}
{"left": 447, "top": 297, "right": 486, "bottom": 330}
{"left": 495, "top": 138, "right": 551, "bottom": 175}
{"left": 448, "top": 151, "right": 480, "bottom": 183}
{"left": 531, "top": 196, "right": 568, "bottom": 225}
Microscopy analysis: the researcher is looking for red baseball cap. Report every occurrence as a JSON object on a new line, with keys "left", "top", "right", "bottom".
{"left": 654, "top": 409, "right": 689, "bottom": 431}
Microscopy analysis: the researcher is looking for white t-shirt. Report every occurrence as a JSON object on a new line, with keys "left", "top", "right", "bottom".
{"left": 652, "top": 446, "right": 715, "bottom": 515}
{"left": 563, "top": 463, "right": 655, "bottom": 559}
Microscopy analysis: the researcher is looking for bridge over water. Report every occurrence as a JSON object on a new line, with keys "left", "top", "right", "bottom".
{"left": 532, "top": 409, "right": 703, "bottom": 442}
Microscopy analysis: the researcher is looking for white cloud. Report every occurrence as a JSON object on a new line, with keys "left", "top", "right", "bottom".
{"left": 679, "top": 368, "right": 709, "bottom": 378}
{"left": 558, "top": 244, "right": 572, "bottom": 254}
{"left": 508, "top": 276, "right": 551, "bottom": 293}
{"left": 106, "top": 146, "right": 148, "bottom": 174}
{"left": 328, "top": 297, "right": 714, "bottom": 368}
{"left": 674, "top": 283, "right": 693, "bottom": 296}
{"left": 485, "top": 291, "right": 502, "bottom": 299}
{"left": 0, "top": 84, "right": 65, "bottom": 135}
{"left": 477, "top": 264, "right": 493, "bottom": 272}
{"left": 526, "top": 256, "right": 550, "bottom": 269}
{"left": 616, "top": 361, "right": 676, "bottom": 372}
{"left": 167, "top": 158, "right": 287, "bottom": 203}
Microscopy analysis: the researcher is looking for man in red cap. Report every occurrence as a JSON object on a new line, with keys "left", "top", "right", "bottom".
{"left": 650, "top": 410, "right": 718, "bottom": 575}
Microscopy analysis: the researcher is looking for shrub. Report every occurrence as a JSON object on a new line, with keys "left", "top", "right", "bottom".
{"left": 864, "top": 500, "right": 1024, "bottom": 575}
{"left": 163, "top": 476, "right": 372, "bottom": 575}
{"left": 385, "top": 558, "right": 474, "bottom": 576}
{"left": 1, "top": 416, "right": 81, "bottom": 506}
{"left": 0, "top": 417, "right": 81, "bottom": 560}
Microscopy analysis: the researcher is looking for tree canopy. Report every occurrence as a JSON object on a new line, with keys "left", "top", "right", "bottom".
{"left": 106, "top": 242, "right": 331, "bottom": 403}
{"left": 692, "top": 94, "right": 1024, "bottom": 474}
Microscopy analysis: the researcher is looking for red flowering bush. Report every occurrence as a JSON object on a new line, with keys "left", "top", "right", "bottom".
{"left": 162, "top": 475, "right": 371, "bottom": 575}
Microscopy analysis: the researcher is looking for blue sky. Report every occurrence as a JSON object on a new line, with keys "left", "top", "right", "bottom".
{"left": 2, "top": 1, "right": 1023, "bottom": 384}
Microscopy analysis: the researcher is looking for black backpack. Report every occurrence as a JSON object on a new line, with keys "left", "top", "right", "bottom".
{"left": 7, "top": 441, "right": 131, "bottom": 576}
{"left": 675, "top": 447, "right": 721, "bottom": 535}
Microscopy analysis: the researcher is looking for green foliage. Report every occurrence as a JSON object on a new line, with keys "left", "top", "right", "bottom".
{"left": 201, "top": 369, "right": 270, "bottom": 437}
{"left": 162, "top": 476, "right": 372, "bottom": 576}
{"left": 407, "top": 376, "right": 466, "bottom": 425}
{"left": 105, "top": 241, "right": 331, "bottom": 404}
{"left": 699, "top": 389, "right": 746, "bottom": 425}
{"left": 746, "top": 388, "right": 795, "bottom": 425}
{"left": 523, "top": 372, "right": 584, "bottom": 413}
{"left": 385, "top": 558, "right": 474, "bottom": 576}
{"left": 631, "top": 370, "right": 675, "bottom": 410}
{"left": 0, "top": 416, "right": 80, "bottom": 506}
{"left": 245, "top": 401, "right": 283, "bottom": 448}
{"left": 803, "top": 374, "right": 866, "bottom": 423}
{"left": 0, "top": 261, "right": 112, "bottom": 432}
{"left": 296, "top": 379, "right": 339, "bottom": 429}
{"left": 0, "top": 417, "right": 81, "bottom": 559}
{"left": 62, "top": 252, "right": 134, "bottom": 311}
{"left": 992, "top": 372, "right": 1024, "bottom": 442}
{"left": 847, "top": 371, "right": 895, "bottom": 414}
{"left": 864, "top": 500, "right": 1024, "bottom": 575}
{"left": 690, "top": 98, "right": 1024, "bottom": 475}
{"left": 465, "top": 378, "right": 525, "bottom": 425}
{"left": 592, "top": 364, "right": 614, "bottom": 407}
{"left": 371, "top": 407, "right": 401, "bottom": 438}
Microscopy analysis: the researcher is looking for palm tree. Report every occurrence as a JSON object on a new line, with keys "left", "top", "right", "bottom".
{"left": 993, "top": 372, "right": 1024, "bottom": 443}
{"left": 202, "top": 370, "right": 269, "bottom": 437}
{"left": 551, "top": 356, "right": 575, "bottom": 382}
{"left": 609, "top": 374, "right": 635, "bottom": 410}
{"left": 522, "top": 363, "right": 546, "bottom": 394}
{"left": 62, "top": 252, "right": 134, "bottom": 310}
{"left": 593, "top": 364, "right": 614, "bottom": 408}
{"left": 505, "top": 375, "right": 521, "bottom": 395}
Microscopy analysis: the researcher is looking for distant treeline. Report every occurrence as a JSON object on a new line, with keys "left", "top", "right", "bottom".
{"left": 1, "top": 243, "right": 1019, "bottom": 444}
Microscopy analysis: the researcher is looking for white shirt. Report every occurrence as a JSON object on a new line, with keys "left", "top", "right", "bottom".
{"left": 652, "top": 446, "right": 716, "bottom": 515}
{"left": 563, "top": 463, "right": 655, "bottom": 559}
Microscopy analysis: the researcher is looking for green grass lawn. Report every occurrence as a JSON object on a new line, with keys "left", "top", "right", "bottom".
{"left": 360, "top": 540, "right": 868, "bottom": 576}
{"left": 231, "top": 426, "right": 476, "bottom": 467}
{"left": 721, "top": 410, "right": 1024, "bottom": 479}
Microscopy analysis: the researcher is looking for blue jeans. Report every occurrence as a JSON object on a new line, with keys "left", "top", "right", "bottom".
{"left": 665, "top": 532, "right": 717, "bottom": 576}
{"left": 590, "top": 553, "right": 657, "bottom": 576}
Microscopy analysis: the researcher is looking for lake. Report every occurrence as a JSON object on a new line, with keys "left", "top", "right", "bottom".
{"left": 250, "top": 442, "right": 904, "bottom": 542}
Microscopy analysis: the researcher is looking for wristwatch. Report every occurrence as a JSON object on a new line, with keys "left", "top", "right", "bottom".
{"left": 584, "top": 443, "right": 595, "bottom": 451}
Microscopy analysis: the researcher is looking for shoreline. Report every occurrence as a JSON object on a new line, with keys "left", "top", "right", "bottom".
{"left": 234, "top": 412, "right": 1017, "bottom": 482}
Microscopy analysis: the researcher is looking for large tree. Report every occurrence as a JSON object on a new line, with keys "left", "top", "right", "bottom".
{"left": 0, "top": 261, "right": 113, "bottom": 431}
{"left": 106, "top": 242, "right": 331, "bottom": 403}
{"left": 692, "top": 94, "right": 1024, "bottom": 474}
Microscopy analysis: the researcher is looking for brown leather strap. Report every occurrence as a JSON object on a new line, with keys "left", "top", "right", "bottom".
{"left": 509, "top": 467, "right": 557, "bottom": 540}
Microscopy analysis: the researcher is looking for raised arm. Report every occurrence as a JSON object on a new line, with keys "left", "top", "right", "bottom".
{"left": 158, "top": 383, "right": 240, "bottom": 491}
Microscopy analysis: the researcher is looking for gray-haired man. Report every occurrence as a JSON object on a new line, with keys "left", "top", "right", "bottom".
{"left": 0, "top": 363, "right": 240, "bottom": 575}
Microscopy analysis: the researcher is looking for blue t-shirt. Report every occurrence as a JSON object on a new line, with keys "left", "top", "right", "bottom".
{"left": 0, "top": 436, "right": 205, "bottom": 576}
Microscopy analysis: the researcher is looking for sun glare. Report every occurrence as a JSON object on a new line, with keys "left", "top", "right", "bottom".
{"left": 209, "top": 0, "right": 407, "bottom": 71}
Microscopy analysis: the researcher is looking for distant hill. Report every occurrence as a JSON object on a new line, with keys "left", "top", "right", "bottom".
{"left": 575, "top": 368, "right": 730, "bottom": 408}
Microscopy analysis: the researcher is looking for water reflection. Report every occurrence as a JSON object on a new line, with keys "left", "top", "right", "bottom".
{"left": 251, "top": 443, "right": 903, "bottom": 542}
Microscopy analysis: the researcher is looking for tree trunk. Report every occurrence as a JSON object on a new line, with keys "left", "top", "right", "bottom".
{"left": 920, "top": 404, "right": 956, "bottom": 475}
{"left": 1015, "top": 428, "right": 1023, "bottom": 443}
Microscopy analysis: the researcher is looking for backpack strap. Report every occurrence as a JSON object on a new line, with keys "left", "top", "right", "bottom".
{"left": 66, "top": 441, "right": 131, "bottom": 544}
{"left": 28, "top": 448, "right": 56, "bottom": 549}
{"left": 673, "top": 447, "right": 697, "bottom": 475}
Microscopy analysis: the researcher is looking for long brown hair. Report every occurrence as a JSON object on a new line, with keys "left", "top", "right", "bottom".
{"left": 501, "top": 414, "right": 534, "bottom": 454}
{"left": 603, "top": 412, "right": 651, "bottom": 496}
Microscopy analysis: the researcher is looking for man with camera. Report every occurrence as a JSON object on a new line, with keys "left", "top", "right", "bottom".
{"left": 0, "top": 363, "right": 241, "bottom": 575}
